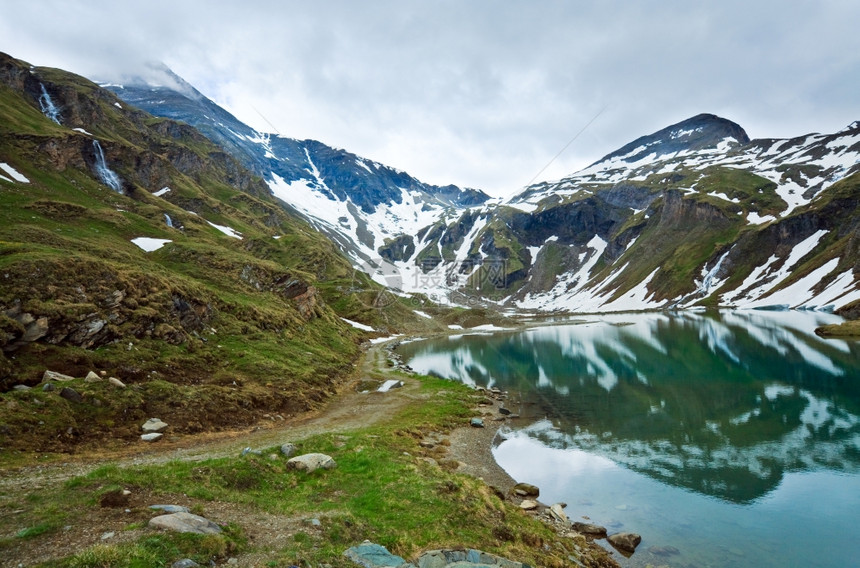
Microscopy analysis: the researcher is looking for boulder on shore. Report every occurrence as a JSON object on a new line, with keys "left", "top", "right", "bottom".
{"left": 607, "top": 532, "right": 642, "bottom": 554}
{"left": 343, "top": 541, "right": 409, "bottom": 568}
{"left": 571, "top": 522, "right": 608, "bottom": 537}
{"left": 513, "top": 482, "right": 539, "bottom": 497}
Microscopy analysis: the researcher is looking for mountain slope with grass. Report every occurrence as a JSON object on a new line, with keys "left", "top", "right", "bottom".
{"left": 0, "top": 52, "right": 453, "bottom": 453}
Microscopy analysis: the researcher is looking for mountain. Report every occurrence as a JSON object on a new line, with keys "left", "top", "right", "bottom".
{"left": 105, "top": 67, "right": 860, "bottom": 316}
{"left": 102, "top": 66, "right": 490, "bottom": 271}
{"left": 0, "top": 52, "right": 453, "bottom": 451}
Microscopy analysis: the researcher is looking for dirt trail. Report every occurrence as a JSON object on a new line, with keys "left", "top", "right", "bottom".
{"left": 0, "top": 341, "right": 420, "bottom": 492}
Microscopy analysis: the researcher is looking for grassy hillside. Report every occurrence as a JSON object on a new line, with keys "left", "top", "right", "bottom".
{"left": 0, "top": 54, "right": 445, "bottom": 454}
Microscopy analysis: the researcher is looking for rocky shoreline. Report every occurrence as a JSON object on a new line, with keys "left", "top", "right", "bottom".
{"left": 384, "top": 340, "right": 636, "bottom": 567}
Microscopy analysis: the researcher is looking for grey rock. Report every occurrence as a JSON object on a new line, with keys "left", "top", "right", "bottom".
{"left": 280, "top": 442, "right": 297, "bottom": 457}
{"left": 241, "top": 447, "right": 262, "bottom": 456}
{"left": 100, "top": 531, "right": 115, "bottom": 540}
{"left": 513, "top": 482, "right": 539, "bottom": 497}
{"left": 42, "top": 383, "right": 55, "bottom": 392}
{"left": 469, "top": 417, "right": 485, "bottom": 428}
{"left": 141, "top": 433, "right": 163, "bottom": 442}
{"left": 142, "top": 418, "right": 168, "bottom": 433}
{"left": 519, "top": 499, "right": 538, "bottom": 510}
{"left": 607, "top": 532, "right": 642, "bottom": 553}
{"left": 84, "top": 371, "right": 102, "bottom": 382}
{"left": 148, "top": 512, "right": 222, "bottom": 535}
{"left": 59, "top": 387, "right": 83, "bottom": 403}
{"left": 108, "top": 376, "right": 126, "bottom": 388}
{"left": 417, "top": 551, "right": 447, "bottom": 568}
{"left": 343, "top": 541, "right": 411, "bottom": 568}
{"left": 21, "top": 316, "right": 48, "bottom": 342}
{"left": 416, "top": 549, "right": 523, "bottom": 568}
{"left": 12, "top": 384, "right": 31, "bottom": 391}
{"left": 571, "top": 522, "right": 607, "bottom": 537}
{"left": 43, "top": 370, "right": 75, "bottom": 382}
{"left": 287, "top": 453, "right": 337, "bottom": 473}
{"left": 171, "top": 560, "right": 201, "bottom": 568}
{"left": 498, "top": 407, "right": 511, "bottom": 415}
{"left": 549, "top": 503, "right": 568, "bottom": 524}
{"left": 149, "top": 504, "right": 190, "bottom": 513}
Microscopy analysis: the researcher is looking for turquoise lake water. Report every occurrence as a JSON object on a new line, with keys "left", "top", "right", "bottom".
{"left": 395, "top": 311, "right": 860, "bottom": 567}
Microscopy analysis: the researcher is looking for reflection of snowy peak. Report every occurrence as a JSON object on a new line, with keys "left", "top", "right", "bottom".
{"left": 109, "top": 73, "right": 860, "bottom": 314}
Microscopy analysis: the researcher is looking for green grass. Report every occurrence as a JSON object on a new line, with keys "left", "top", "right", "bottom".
{"left": 1, "top": 375, "right": 605, "bottom": 568}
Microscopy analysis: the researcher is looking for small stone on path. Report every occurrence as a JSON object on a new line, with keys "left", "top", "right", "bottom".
{"left": 469, "top": 417, "right": 484, "bottom": 428}
{"left": 141, "top": 433, "right": 163, "bottom": 442}
{"left": 171, "top": 559, "right": 201, "bottom": 568}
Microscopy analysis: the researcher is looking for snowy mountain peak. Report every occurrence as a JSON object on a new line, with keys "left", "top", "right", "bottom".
{"left": 596, "top": 113, "right": 750, "bottom": 166}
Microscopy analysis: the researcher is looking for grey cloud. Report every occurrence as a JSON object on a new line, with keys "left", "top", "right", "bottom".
{"left": 1, "top": 0, "right": 858, "bottom": 196}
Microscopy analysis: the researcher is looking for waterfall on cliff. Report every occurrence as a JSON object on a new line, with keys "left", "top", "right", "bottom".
{"left": 164, "top": 213, "right": 174, "bottom": 228}
{"left": 92, "top": 140, "right": 123, "bottom": 193}
{"left": 39, "top": 84, "right": 61, "bottom": 124}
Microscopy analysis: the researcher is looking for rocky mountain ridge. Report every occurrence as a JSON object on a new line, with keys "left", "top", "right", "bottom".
{"left": 106, "top": 67, "right": 860, "bottom": 315}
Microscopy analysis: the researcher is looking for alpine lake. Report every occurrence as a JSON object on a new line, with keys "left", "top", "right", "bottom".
{"left": 394, "top": 310, "right": 860, "bottom": 568}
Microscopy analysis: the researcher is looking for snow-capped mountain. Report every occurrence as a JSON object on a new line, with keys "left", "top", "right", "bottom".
{"left": 103, "top": 68, "right": 489, "bottom": 270}
{"left": 481, "top": 114, "right": 860, "bottom": 313}
{"left": 108, "top": 71, "right": 860, "bottom": 315}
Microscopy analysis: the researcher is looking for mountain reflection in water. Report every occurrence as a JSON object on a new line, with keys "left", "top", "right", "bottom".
{"left": 396, "top": 311, "right": 860, "bottom": 503}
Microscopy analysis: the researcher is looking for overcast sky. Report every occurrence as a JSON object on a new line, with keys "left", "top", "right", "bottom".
{"left": 2, "top": 0, "right": 858, "bottom": 197}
